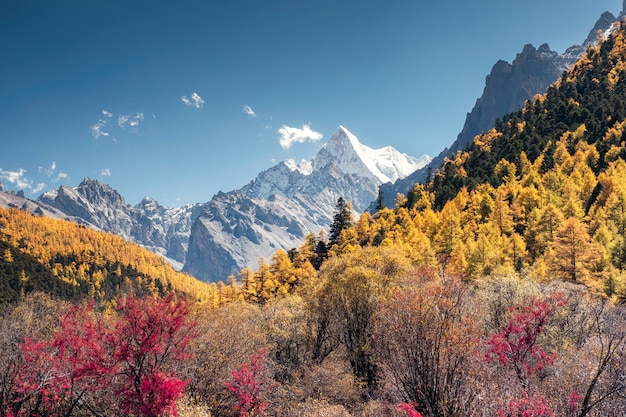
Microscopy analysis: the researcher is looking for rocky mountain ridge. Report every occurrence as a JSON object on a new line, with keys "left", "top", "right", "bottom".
{"left": 37, "top": 179, "right": 201, "bottom": 270}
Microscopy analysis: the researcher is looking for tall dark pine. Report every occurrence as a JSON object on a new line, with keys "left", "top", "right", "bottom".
{"left": 374, "top": 187, "right": 385, "bottom": 213}
{"left": 329, "top": 197, "right": 353, "bottom": 248}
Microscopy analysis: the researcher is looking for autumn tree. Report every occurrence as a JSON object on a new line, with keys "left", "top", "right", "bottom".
{"left": 311, "top": 246, "right": 411, "bottom": 394}
{"left": 270, "top": 249, "right": 297, "bottom": 296}
{"left": 12, "top": 294, "right": 196, "bottom": 417}
{"left": 15, "top": 302, "right": 114, "bottom": 417}
{"left": 108, "top": 294, "right": 196, "bottom": 417}
{"left": 525, "top": 204, "right": 564, "bottom": 262}
{"left": 490, "top": 187, "right": 515, "bottom": 237}
{"left": 0, "top": 293, "right": 64, "bottom": 417}
{"left": 240, "top": 267, "right": 259, "bottom": 303}
{"left": 496, "top": 392, "right": 555, "bottom": 417}
{"left": 398, "top": 402, "right": 425, "bottom": 417}
{"left": 301, "top": 231, "right": 329, "bottom": 270}
{"left": 484, "top": 292, "right": 567, "bottom": 388}
{"left": 254, "top": 258, "right": 275, "bottom": 303}
{"left": 374, "top": 271, "right": 479, "bottom": 417}
{"left": 226, "top": 350, "right": 277, "bottom": 417}
{"left": 433, "top": 200, "right": 464, "bottom": 275}
{"left": 184, "top": 302, "right": 267, "bottom": 416}
{"left": 479, "top": 282, "right": 626, "bottom": 417}
{"left": 555, "top": 298, "right": 626, "bottom": 417}
{"left": 551, "top": 217, "right": 600, "bottom": 283}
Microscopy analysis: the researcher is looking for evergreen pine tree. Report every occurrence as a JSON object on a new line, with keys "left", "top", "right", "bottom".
{"left": 329, "top": 197, "right": 354, "bottom": 249}
{"left": 375, "top": 187, "right": 386, "bottom": 213}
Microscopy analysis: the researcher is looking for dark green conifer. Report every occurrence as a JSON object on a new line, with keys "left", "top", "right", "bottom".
{"left": 329, "top": 197, "right": 353, "bottom": 249}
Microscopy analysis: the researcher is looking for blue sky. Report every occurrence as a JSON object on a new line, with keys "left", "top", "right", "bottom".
{"left": 0, "top": 0, "right": 621, "bottom": 207}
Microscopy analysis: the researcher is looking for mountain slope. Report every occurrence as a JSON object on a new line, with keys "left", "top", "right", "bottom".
{"left": 183, "top": 126, "right": 428, "bottom": 282}
{"left": 0, "top": 206, "right": 216, "bottom": 303}
{"left": 377, "top": 7, "right": 622, "bottom": 209}
{"left": 38, "top": 178, "right": 202, "bottom": 269}
{"left": 430, "top": 19, "right": 626, "bottom": 208}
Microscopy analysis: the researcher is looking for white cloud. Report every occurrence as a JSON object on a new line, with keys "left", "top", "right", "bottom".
{"left": 54, "top": 171, "right": 68, "bottom": 182}
{"left": 0, "top": 168, "right": 34, "bottom": 190}
{"left": 90, "top": 119, "right": 109, "bottom": 139}
{"left": 118, "top": 112, "right": 144, "bottom": 129}
{"left": 243, "top": 105, "right": 256, "bottom": 117}
{"left": 117, "top": 114, "right": 130, "bottom": 128}
{"left": 39, "top": 161, "right": 56, "bottom": 177}
{"left": 181, "top": 92, "right": 205, "bottom": 109}
{"left": 100, "top": 168, "right": 111, "bottom": 176}
{"left": 92, "top": 108, "right": 146, "bottom": 140}
{"left": 32, "top": 183, "right": 46, "bottom": 194}
{"left": 278, "top": 124, "right": 323, "bottom": 149}
{"left": 129, "top": 112, "right": 144, "bottom": 127}
{"left": 0, "top": 167, "right": 52, "bottom": 195}
{"left": 39, "top": 161, "right": 68, "bottom": 183}
{"left": 91, "top": 110, "right": 113, "bottom": 139}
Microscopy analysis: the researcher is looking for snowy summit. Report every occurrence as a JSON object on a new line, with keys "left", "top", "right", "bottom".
{"left": 312, "top": 126, "right": 429, "bottom": 183}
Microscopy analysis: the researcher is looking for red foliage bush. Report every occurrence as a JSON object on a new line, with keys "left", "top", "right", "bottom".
{"left": 12, "top": 294, "right": 195, "bottom": 417}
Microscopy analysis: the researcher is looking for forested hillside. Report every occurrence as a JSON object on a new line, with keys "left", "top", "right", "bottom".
{"left": 0, "top": 206, "right": 216, "bottom": 303}
{"left": 2, "top": 17, "right": 626, "bottom": 417}
{"left": 409, "top": 22, "right": 626, "bottom": 297}
{"left": 431, "top": 23, "right": 626, "bottom": 207}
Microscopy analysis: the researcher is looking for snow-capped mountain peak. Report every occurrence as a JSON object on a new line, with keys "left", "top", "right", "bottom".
{"left": 285, "top": 158, "right": 313, "bottom": 175}
{"left": 312, "top": 125, "right": 429, "bottom": 183}
{"left": 240, "top": 126, "right": 430, "bottom": 202}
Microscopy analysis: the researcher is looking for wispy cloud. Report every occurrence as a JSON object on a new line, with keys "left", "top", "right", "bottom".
{"left": 243, "top": 105, "right": 256, "bottom": 118}
{"left": 129, "top": 114, "right": 143, "bottom": 127}
{"left": 0, "top": 167, "right": 43, "bottom": 194}
{"left": 278, "top": 124, "right": 323, "bottom": 149}
{"left": 117, "top": 115, "right": 129, "bottom": 128}
{"left": 32, "top": 183, "right": 46, "bottom": 194}
{"left": 100, "top": 168, "right": 111, "bottom": 177}
{"left": 90, "top": 120, "right": 109, "bottom": 139}
{"left": 91, "top": 109, "right": 145, "bottom": 141}
{"left": 181, "top": 92, "right": 205, "bottom": 109}
{"left": 39, "top": 161, "right": 56, "bottom": 177}
{"left": 243, "top": 105, "right": 272, "bottom": 130}
{"left": 38, "top": 161, "right": 68, "bottom": 183}
{"left": 118, "top": 112, "right": 144, "bottom": 130}
{"left": 91, "top": 109, "right": 113, "bottom": 139}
